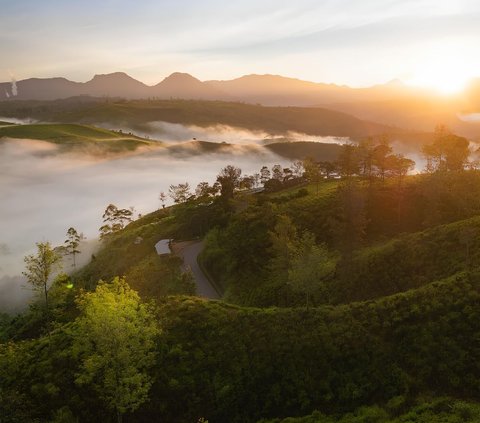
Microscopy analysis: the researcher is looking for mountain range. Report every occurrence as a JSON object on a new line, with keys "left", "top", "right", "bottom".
{"left": 3, "top": 71, "right": 477, "bottom": 106}
{"left": 2, "top": 71, "right": 480, "bottom": 138}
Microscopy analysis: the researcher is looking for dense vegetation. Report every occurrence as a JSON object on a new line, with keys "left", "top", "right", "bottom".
{"left": 2, "top": 125, "right": 480, "bottom": 422}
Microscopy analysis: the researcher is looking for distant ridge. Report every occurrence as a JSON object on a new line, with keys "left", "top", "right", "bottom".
{"left": 0, "top": 71, "right": 436, "bottom": 104}
{"left": 2, "top": 71, "right": 480, "bottom": 137}
{"left": 0, "top": 72, "right": 230, "bottom": 101}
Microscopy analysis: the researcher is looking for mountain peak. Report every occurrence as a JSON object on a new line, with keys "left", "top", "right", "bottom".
{"left": 161, "top": 72, "right": 200, "bottom": 83}
{"left": 90, "top": 72, "right": 135, "bottom": 82}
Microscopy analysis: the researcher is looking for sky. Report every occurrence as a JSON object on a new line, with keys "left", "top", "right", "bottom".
{"left": 1, "top": 0, "right": 480, "bottom": 90}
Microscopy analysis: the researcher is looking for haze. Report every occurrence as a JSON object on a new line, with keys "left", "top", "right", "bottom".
{"left": 0, "top": 125, "right": 294, "bottom": 312}
{"left": 2, "top": 0, "right": 480, "bottom": 92}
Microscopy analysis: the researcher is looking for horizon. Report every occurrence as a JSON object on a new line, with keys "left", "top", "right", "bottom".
{"left": 2, "top": 0, "right": 480, "bottom": 95}
{"left": 2, "top": 69, "right": 479, "bottom": 96}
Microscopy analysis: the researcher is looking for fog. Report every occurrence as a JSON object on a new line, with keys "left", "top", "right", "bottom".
{"left": 97, "top": 120, "right": 351, "bottom": 146}
{"left": 0, "top": 135, "right": 290, "bottom": 313}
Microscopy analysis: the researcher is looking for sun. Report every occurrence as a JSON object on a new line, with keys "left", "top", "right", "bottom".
{"left": 409, "top": 65, "right": 469, "bottom": 95}
{"left": 406, "top": 43, "right": 473, "bottom": 95}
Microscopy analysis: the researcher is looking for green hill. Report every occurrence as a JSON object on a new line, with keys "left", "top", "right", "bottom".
{"left": 0, "top": 123, "right": 159, "bottom": 153}
{"left": 4, "top": 159, "right": 480, "bottom": 422}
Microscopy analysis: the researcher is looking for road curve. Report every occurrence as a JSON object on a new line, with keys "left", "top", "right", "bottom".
{"left": 175, "top": 240, "right": 220, "bottom": 299}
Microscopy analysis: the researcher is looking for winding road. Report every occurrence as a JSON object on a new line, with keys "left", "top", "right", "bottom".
{"left": 174, "top": 240, "right": 220, "bottom": 299}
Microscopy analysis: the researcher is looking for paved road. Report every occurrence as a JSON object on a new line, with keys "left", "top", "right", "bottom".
{"left": 178, "top": 241, "right": 220, "bottom": 299}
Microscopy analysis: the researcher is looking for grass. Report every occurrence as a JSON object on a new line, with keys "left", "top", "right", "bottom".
{"left": 0, "top": 123, "right": 160, "bottom": 153}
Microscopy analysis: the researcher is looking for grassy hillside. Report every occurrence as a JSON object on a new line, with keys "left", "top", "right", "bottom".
{"left": 0, "top": 98, "right": 400, "bottom": 138}
{"left": 259, "top": 397, "right": 480, "bottom": 422}
{"left": 0, "top": 123, "right": 158, "bottom": 153}
{"left": 4, "top": 159, "right": 480, "bottom": 421}
{"left": 4, "top": 269, "right": 480, "bottom": 422}
{"left": 334, "top": 215, "right": 480, "bottom": 303}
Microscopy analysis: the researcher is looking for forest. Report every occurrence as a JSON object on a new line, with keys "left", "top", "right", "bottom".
{"left": 2, "top": 125, "right": 480, "bottom": 423}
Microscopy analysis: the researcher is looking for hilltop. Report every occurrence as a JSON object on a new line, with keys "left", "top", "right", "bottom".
{"left": 0, "top": 123, "right": 159, "bottom": 154}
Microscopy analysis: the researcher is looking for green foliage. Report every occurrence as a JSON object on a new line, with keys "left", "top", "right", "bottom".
{"left": 0, "top": 123, "right": 154, "bottom": 153}
{"left": 73, "top": 277, "right": 160, "bottom": 419}
{"left": 258, "top": 397, "right": 480, "bottom": 422}
{"left": 99, "top": 204, "right": 133, "bottom": 240}
{"left": 332, "top": 214, "right": 480, "bottom": 303}
{"left": 139, "top": 271, "right": 480, "bottom": 422}
{"left": 288, "top": 232, "right": 334, "bottom": 307}
{"left": 23, "top": 242, "right": 62, "bottom": 313}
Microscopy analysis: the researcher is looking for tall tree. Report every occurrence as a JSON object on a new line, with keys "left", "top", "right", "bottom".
{"left": 372, "top": 135, "right": 392, "bottom": 181}
{"left": 73, "top": 277, "right": 160, "bottom": 423}
{"left": 23, "top": 242, "right": 62, "bottom": 314}
{"left": 65, "top": 227, "right": 81, "bottom": 268}
{"left": 337, "top": 144, "right": 360, "bottom": 177}
{"left": 99, "top": 204, "right": 133, "bottom": 239}
{"left": 291, "top": 160, "right": 304, "bottom": 178}
{"left": 168, "top": 183, "right": 192, "bottom": 204}
{"left": 303, "top": 157, "right": 321, "bottom": 193}
{"left": 260, "top": 166, "right": 271, "bottom": 185}
{"left": 271, "top": 164, "right": 283, "bottom": 181}
{"left": 423, "top": 125, "right": 470, "bottom": 172}
{"left": 216, "top": 165, "right": 242, "bottom": 200}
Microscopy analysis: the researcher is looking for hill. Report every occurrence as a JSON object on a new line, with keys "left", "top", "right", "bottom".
{"left": 0, "top": 123, "right": 158, "bottom": 153}
{"left": 0, "top": 98, "right": 399, "bottom": 139}
{"left": 2, "top": 71, "right": 480, "bottom": 138}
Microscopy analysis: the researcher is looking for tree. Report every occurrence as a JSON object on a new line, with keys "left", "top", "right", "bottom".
{"left": 372, "top": 136, "right": 392, "bottom": 181}
{"left": 73, "top": 277, "right": 160, "bottom": 423}
{"left": 423, "top": 125, "right": 470, "bottom": 172}
{"left": 291, "top": 160, "right": 304, "bottom": 178}
{"left": 283, "top": 167, "right": 293, "bottom": 182}
{"left": 303, "top": 157, "right": 321, "bottom": 193}
{"left": 168, "top": 183, "right": 192, "bottom": 204}
{"left": 100, "top": 204, "right": 133, "bottom": 239}
{"left": 337, "top": 144, "right": 360, "bottom": 177}
{"left": 288, "top": 232, "right": 334, "bottom": 308}
{"left": 216, "top": 165, "right": 241, "bottom": 200}
{"left": 23, "top": 242, "right": 62, "bottom": 314}
{"left": 319, "top": 161, "right": 337, "bottom": 179}
{"left": 239, "top": 175, "right": 255, "bottom": 190}
{"left": 195, "top": 181, "right": 212, "bottom": 198}
{"left": 271, "top": 164, "right": 283, "bottom": 181}
{"left": 159, "top": 192, "right": 167, "bottom": 209}
{"left": 260, "top": 166, "right": 271, "bottom": 185}
{"left": 357, "top": 136, "right": 375, "bottom": 179}
{"left": 65, "top": 227, "right": 81, "bottom": 268}
{"left": 386, "top": 154, "right": 415, "bottom": 183}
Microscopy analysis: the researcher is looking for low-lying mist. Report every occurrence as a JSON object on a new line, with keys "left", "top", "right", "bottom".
{"left": 0, "top": 136, "right": 290, "bottom": 313}
{"left": 97, "top": 120, "right": 351, "bottom": 145}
